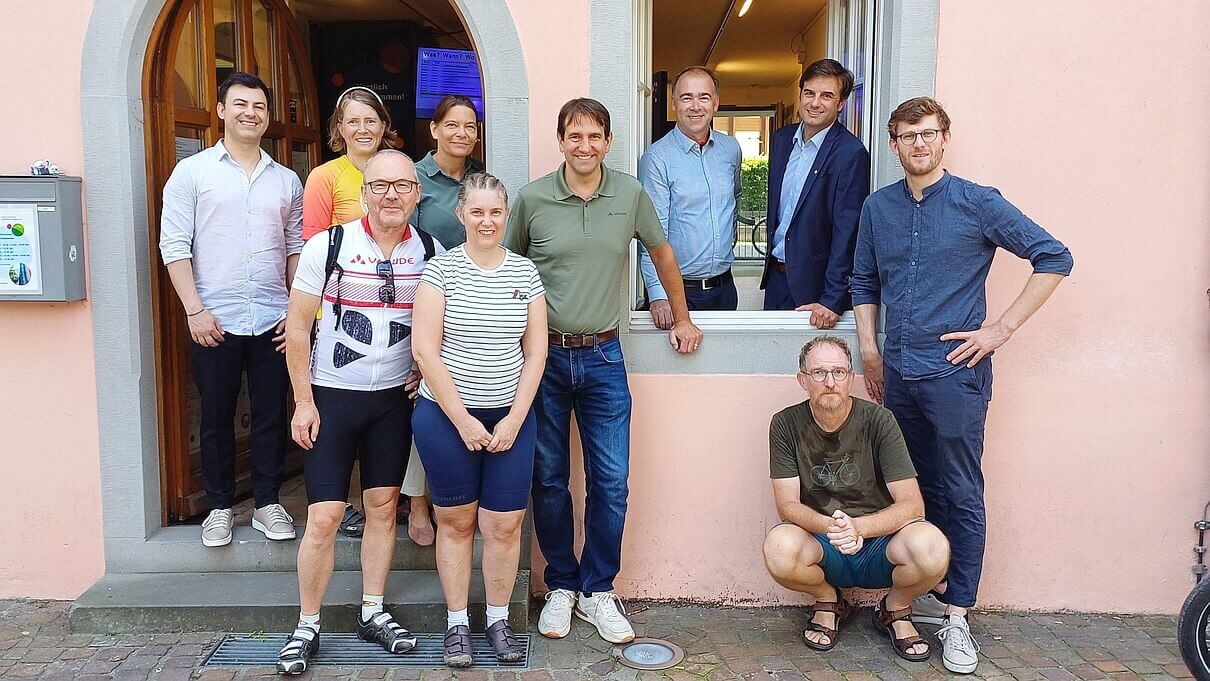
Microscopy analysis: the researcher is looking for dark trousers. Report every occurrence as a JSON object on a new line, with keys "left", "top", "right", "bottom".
{"left": 684, "top": 278, "right": 738, "bottom": 310}
{"left": 883, "top": 360, "right": 992, "bottom": 608}
{"left": 190, "top": 329, "right": 288, "bottom": 510}
{"left": 762, "top": 266, "right": 796, "bottom": 310}
{"left": 532, "top": 339, "right": 631, "bottom": 594}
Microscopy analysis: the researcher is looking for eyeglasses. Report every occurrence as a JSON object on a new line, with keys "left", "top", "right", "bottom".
{"left": 366, "top": 180, "right": 418, "bottom": 195}
{"left": 893, "top": 129, "right": 943, "bottom": 145}
{"left": 376, "top": 260, "right": 396, "bottom": 304}
{"left": 802, "top": 367, "right": 852, "bottom": 383}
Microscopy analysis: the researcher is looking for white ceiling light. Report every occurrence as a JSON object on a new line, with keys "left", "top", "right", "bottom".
{"left": 737, "top": 0, "right": 754, "bottom": 17}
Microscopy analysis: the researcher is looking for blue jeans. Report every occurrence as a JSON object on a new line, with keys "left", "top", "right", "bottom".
{"left": 532, "top": 338, "right": 631, "bottom": 594}
{"left": 883, "top": 360, "right": 992, "bottom": 608}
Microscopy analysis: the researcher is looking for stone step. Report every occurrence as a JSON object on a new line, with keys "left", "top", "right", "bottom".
{"left": 70, "top": 569, "right": 529, "bottom": 634}
{"left": 109, "top": 523, "right": 530, "bottom": 574}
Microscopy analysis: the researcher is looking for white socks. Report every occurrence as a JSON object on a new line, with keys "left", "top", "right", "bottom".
{"left": 297, "top": 611, "right": 321, "bottom": 633}
{"left": 447, "top": 608, "right": 470, "bottom": 629}
{"left": 486, "top": 603, "right": 509, "bottom": 628}
{"left": 361, "top": 594, "right": 384, "bottom": 621}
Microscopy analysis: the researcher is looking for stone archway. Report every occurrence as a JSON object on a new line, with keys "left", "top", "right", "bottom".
{"left": 80, "top": 0, "right": 530, "bottom": 568}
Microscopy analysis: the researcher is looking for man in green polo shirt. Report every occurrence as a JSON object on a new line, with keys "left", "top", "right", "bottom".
{"left": 505, "top": 98, "right": 702, "bottom": 644}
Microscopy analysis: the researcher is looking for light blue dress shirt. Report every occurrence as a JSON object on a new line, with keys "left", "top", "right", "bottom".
{"left": 637, "top": 126, "right": 742, "bottom": 301}
{"left": 771, "top": 124, "right": 831, "bottom": 263}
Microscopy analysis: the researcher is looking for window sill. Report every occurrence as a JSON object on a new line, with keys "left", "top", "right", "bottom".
{"left": 622, "top": 311, "right": 873, "bottom": 375}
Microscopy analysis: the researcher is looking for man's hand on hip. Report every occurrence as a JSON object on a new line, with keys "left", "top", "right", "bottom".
{"left": 648, "top": 299, "right": 674, "bottom": 330}
{"left": 941, "top": 320, "right": 1012, "bottom": 367}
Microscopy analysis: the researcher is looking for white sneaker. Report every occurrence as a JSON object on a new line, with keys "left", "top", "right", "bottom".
{"left": 201, "top": 508, "right": 233, "bottom": 547}
{"left": 252, "top": 503, "right": 296, "bottom": 540}
{"left": 574, "top": 592, "right": 635, "bottom": 644}
{"left": 910, "top": 592, "right": 948, "bottom": 626}
{"left": 538, "top": 589, "right": 576, "bottom": 639}
{"left": 937, "top": 613, "right": 980, "bottom": 674}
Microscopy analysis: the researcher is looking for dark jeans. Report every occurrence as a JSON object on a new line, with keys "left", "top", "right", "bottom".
{"left": 190, "top": 329, "right": 287, "bottom": 510}
{"left": 762, "top": 265, "right": 795, "bottom": 310}
{"left": 883, "top": 360, "right": 992, "bottom": 608}
{"left": 644, "top": 277, "right": 738, "bottom": 312}
{"left": 532, "top": 338, "right": 631, "bottom": 594}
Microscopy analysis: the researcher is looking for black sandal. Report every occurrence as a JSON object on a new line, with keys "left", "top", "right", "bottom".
{"left": 485, "top": 619, "right": 523, "bottom": 662}
{"left": 339, "top": 504, "right": 365, "bottom": 538}
{"left": 876, "top": 596, "right": 931, "bottom": 661}
{"left": 802, "top": 597, "right": 850, "bottom": 651}
{"left": 443, "top": 624, "right": 473, "bottom": 667}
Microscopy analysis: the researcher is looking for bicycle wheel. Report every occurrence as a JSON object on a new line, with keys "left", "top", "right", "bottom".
{"left": 1178, "top": 577, "right": 1210, "bottom": 681}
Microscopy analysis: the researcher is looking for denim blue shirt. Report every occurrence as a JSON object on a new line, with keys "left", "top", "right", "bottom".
{"left": 637, "top": 127, "right": 742, "bottom": 301}
{"left": 851, "top": 171, "right": 1074, "bottom": 380}
{"left": 771, "top": 124, "right": 830, "bottom": 262}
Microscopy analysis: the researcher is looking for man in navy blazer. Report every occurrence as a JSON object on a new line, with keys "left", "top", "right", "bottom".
{"left": 761, "top": 59, "right": 871, "bottom": 326}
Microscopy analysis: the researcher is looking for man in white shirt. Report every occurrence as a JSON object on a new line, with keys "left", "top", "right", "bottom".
{"left": 276, "top": 149, "right": 439, "bottom": 674}
{"left": 159, "top": 71, "right": 303, "bottom": 548}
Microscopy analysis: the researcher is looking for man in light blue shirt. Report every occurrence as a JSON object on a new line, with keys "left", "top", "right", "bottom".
{"left": 638, "top": 66, "right": 742, "bottom": 328}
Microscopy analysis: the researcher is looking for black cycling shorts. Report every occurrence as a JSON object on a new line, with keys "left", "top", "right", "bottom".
{"left": 303, "top": 385, "right": 412, "bottom": 503}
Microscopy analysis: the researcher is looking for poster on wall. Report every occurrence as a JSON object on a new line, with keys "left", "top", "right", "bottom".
{"left": 415, "top": 47, "right": 484, "bottom": 119}
{"left": 0, "top": 204, "right": 43, "bottom": 295}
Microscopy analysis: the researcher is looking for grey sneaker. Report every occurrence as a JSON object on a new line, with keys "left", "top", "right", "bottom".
{"left": 252, "top": 503, "right": 296, "bottom": 540}
{"left": 911, "top": 592, "right": 948, "bottom": 626}
{"left": 201, "top": 508, "right": 233, "bottom": 547}
{"left": 937, "top": 613, "right": 980, "bottom": 674}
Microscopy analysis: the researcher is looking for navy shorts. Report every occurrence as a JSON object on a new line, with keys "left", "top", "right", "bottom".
{"left": 412, "top": 397, "right": 536, "bottom": 512}
{"left": 304, "top": 385, "right": 412, "bottom": 503}
{"left": 812, "top": 532, "right": 897, "bottom": 589}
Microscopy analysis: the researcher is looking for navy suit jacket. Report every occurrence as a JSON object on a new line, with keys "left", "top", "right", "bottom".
{"left": 760, "top": 121, "right": 871, "bottom": 312}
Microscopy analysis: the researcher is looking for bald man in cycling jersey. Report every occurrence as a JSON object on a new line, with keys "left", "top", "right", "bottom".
{"left": 277, "top": 150, "right": 442, "bottom": 674}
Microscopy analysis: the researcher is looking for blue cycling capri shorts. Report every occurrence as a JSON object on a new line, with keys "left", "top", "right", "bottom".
{"left": 412, "top": 397, "right": 535, "bottom": 512}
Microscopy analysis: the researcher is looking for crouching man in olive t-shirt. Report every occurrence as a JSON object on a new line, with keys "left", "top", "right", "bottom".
{"left": 763, "top": 336, "right": 949, "bottom": 663}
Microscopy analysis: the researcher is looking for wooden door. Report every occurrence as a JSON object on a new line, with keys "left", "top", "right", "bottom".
{"left": 145, "top": 0, "right": 321, "bottom": 522}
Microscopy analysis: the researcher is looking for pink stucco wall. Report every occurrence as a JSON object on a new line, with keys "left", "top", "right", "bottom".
{"left": 0, "top": 0, "right": 104, "bottom": 598}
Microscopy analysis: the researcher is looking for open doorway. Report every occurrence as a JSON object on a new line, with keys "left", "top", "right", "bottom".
{"left": 145, "top": 0, "right": 485, "bottom": 528}
{"left": 644, "top": 0, "right": 873, "bottom": 312}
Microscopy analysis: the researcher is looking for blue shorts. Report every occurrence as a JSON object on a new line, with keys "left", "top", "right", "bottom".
{"left": 412, "top": 397, "right": 536, "bottom": 512}
{"left": 812, "top": 532, "right": 897, "bottom": 589}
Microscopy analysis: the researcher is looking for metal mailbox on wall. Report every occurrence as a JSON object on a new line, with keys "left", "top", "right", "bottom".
{"left": 0, "top": 175, "right": 85, "bottom": 302}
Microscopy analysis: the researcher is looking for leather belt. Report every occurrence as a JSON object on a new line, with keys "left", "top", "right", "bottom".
{"left": 774, "top": 261, "right": 787, "bottom": 274}
{"left": 683, "top": 270, "right": 733, "bottom": 291}
{"left": 549, "top": 328, "right": 619, "bottom": 348}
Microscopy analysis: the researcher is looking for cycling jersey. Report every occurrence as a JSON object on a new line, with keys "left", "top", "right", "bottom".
{"left": 293, "top": 217, "right": 444, "bottom": 391}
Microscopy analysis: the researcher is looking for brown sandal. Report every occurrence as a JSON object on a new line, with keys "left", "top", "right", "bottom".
{"left": 802, "top": 597, "right": 850, "bottom": 651}
{"left": 876, "top": 596, "right": 931, "bottom": 661}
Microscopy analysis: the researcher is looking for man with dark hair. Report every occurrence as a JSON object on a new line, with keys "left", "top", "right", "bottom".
{"left": 852, "top": 96, "right": 1073, "bottom": 674}
{"left": 505, "top": 97, "right": 703, "bottom": 644}
{"left": 159, "top": 71, "right": 302, "bottom": 548}
{"left": 764, "top": 335, "right": 949, "bottom": 662}
{"left": 761, "top": 58, "right": 870, "bottom": 323}
{"left": 638, "top": 65, "right": 743, "bottom": 327}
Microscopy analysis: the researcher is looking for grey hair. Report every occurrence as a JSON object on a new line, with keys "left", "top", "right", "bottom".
{"left": 798, "top": 335, "right": 853, "bottom": 372}
{"left": 456, "top": 172, "right": 508, "bottom": 211}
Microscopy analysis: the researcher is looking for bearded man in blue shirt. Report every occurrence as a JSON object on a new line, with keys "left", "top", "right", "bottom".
{"left": 851, "top": 97, "right": 1073, "bottom": 675}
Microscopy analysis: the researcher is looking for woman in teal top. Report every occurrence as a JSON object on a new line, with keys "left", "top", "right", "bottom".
{"left": 413, "top": 95, "right": 485, "bottom": 248}
{"left": 404, "top": 94, "right": 485, "bottom": 546}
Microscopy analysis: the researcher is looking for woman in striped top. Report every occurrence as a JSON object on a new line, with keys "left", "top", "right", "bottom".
{"left": 411, "top": 172, "right": 547, "bottom": 667}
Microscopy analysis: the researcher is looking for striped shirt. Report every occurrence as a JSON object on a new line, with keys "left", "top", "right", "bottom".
{"left": 417, "top": 246, "right": 545, "bottom": 408}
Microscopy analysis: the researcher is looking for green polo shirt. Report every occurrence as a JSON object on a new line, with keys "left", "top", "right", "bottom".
{"left": 413, "top": 151, "right": 485, "bottom": 249}
{"left": 505, "top": 163, "right": 667, "bottom": 335}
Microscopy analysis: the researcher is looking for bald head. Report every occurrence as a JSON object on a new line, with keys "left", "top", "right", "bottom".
{"left": 362, "top": 149, "right": 421, "bottom": 233}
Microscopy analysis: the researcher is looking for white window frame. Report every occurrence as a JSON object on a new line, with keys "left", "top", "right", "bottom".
{"left": 626, "top": 0, "right": 878, "bottom": 334}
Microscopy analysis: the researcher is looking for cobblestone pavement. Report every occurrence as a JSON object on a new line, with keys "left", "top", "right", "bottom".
{"left": 0, "top": 599, "right": 1192, "bottom": 680}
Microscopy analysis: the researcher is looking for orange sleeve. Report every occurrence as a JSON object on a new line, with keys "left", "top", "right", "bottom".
{"left": 302, "top": 165, "right": 335, "bottom": 241}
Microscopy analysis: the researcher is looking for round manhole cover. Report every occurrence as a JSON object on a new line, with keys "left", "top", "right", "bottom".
{"left": 617, "top": 638, "right": 685, "bottom": 670}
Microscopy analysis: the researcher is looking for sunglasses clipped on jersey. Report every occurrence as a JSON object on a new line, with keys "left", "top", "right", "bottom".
{"left": 329, "top": 259, "right": 398, "bottom": 329}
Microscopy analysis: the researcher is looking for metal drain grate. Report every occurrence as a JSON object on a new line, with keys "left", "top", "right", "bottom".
{"left": 204, "top": 632, "right": 530, "bottom": 668}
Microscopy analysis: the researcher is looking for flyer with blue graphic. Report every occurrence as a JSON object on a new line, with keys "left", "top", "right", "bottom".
{"left": 0, "top": 204, "right": 43, "bottom": 295}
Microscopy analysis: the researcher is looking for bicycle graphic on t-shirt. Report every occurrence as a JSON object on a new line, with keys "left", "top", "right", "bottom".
{"left": 810, "top": 454, "right": 860, "bottom": 487}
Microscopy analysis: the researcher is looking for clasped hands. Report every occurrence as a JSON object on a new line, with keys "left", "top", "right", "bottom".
{"left": 825, "top": 509, "right": 864, "bottom": 555}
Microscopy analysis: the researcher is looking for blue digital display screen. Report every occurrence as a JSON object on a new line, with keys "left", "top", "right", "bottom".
{"left": 415, "top": 47, "right": 485, "bottom": 119}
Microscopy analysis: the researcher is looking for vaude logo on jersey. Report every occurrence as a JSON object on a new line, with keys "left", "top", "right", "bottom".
{"left": 350, "top": 253, "right": 417, "bottom": 266}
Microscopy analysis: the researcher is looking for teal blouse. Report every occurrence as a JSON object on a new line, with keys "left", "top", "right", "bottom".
{"left": 412, "top": 151, "right": 486, "bottom": 248}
